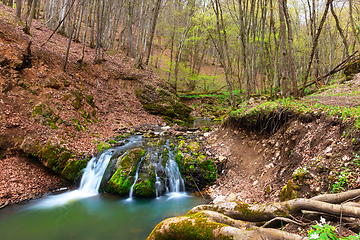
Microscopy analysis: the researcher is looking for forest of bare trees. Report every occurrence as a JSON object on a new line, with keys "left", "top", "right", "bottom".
{"left": 2, "top": 0, "right": 360, "bottom": 101}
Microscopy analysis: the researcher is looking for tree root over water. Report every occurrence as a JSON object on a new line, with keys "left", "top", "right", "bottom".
{"left": 147, "top": 190, "right": 360, "bottom": 239}
{"left": 0, "top": 199, "right": 9, "bottom": 209}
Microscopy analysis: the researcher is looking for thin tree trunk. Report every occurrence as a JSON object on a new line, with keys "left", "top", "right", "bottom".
{"left": 330, "top": 2, "right": 349, "bottom": 58}
{"left": 349, "top": 0, "right": 360, "bottom": 55}
{"left": 127, "top": 0, "right": 134, "bottom": 58}
{"left": 64, "top": 0, "right": 81, "bottom": 71}
{"left": 283, "top": 0, "right": 298, "bottom": 98}
{"left": 301, "top": 0, "right": 332, "bottom": 95}
{"left": 23, "top": 0, "right": 37, "bottom": 34}
{"left": 16, "top": 0, "right": 22, "bottom": 18}
{"left": 145, "top": 0, "right": 162, "bottom": 65}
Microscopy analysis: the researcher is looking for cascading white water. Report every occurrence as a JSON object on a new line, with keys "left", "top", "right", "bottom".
{"left": 128, "top": 154, "right": 146, "bottom": 199}
{"left": 165, "top": 159, "right": 185, "bottom": 193}
{"left": 79, "top": 152, "right": 112, "bottom": 193}
{"left": 154, "top": 171, "right": 162, "bottom": 197}
{"left": 33, "top": 151, "right": 112, "bottom": 208}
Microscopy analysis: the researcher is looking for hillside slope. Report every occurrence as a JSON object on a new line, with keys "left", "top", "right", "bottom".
{"left": 0, "top": 4, "right": 188, "bottom": 205}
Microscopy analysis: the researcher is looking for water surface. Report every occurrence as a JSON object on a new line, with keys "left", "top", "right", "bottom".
{"left": 0, "top": 192, "right": 207, "bottom": 240}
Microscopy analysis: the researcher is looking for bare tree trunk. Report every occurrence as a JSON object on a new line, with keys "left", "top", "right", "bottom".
{"left": 301, "top": 0, "right": 332, "bottom": 96}
{"left": 330, "top": 2, "right": 349, "bottom": 58}
{"left": 279, "top": 0, "right": 289, "bottom": 97}
{"left": 64, "top": 0, "right": 81, "bottom": 71}
{"left": 23, "top": 0, "right": 37, "bottom": 35}
{"left": 144, "top": 0, "right": 162, "bottom": 65}
{"left": 89, "top": 0, "right": 96, "bottom": 48}
{"left": 211, "top": 0, "right": 235, "bottom": 107}
{"left": 167, "top": 26, "right": 175, "bottom": 82}
{"left": 283, "top": 0, "right": 298, "bottom": 98}
{"left": 127, "top": 0, "right": 134, "bottom": 58}
{"left": 16, "top": 0, "right": 22, "bottom": 18}
{"left": 349, "top": 0, "right": 360, "bottom": 55}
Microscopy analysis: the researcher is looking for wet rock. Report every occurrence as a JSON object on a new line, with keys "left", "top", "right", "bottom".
{"left": 143, "top": 130, "right": 156, "bottom": 138}
{"left": 106, "top": 148, "right": 146, "bottom": 196}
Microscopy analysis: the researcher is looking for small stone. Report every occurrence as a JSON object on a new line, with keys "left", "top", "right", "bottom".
{"left": 218, "top": 156, "right": 227, "bottom": 163}
{"left": 258, "top": 149, "right": 263, "bottom": 153}
{"left": 248, "top": 141, "right": 253, "bottom": 148}
{"left": 226, "top": 193, "right": 237, "bottom": 202}
{"left": 291, "top": 135, "right": 298, "bottom": 141}
{"left": 253, "top": 180, "right": 258, "bottom": 186}
{"left": 274, "top": 151, "right": 280, "bottom": 158}
{"left": 233, "top": 130, "right": 239, "bottom": 135}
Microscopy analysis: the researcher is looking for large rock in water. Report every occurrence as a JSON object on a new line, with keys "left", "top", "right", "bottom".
{"left": 133, "top": 152, "right": 157, "bottom": 197}
{"left": 135, "top": 84, "right": 192, "bottom": 123}
{"left": 105, "top": 148, "right": 147, "bottom": 196}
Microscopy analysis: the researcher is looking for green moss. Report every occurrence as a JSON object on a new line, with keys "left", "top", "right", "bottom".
{"left": 61, "top": 159, "right": 87, "bottom": 180}
{"left": 150, "top": 212, "right": 233, "bottom": 240}
{"left": 71, "top": 98, "right": 82, "bottom": 109}
{"left": 280, "top": 180, "right": 298, "bottom": 202}
{"left": 71, "top": 118, "right": 85, "bottom": 132}
{"left": 187, "top": 142, "right": 200, "bottom": 153}
{"left": 86, "top": 94, "right": 95, "bottom": 108}
{"left": 37, "top": 142, "right": 87, "bottom": 180}
{"left": 106, "top": 148, "right": 146, "bottom": 196}
{"left": 133, "top": 178, "right": 156, "bottom": 198}
{"left": 97, "top": 141, "right": 111, "bottom": 152}
{"left": 161, "top": 148, "right": 169, "bottom": 167}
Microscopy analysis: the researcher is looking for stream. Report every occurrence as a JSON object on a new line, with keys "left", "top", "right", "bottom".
{"left": 0, "top": 125, "right": 214, "bottom": 240}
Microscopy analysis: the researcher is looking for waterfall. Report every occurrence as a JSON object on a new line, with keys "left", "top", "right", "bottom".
{"left": 162, "top": 142, "right": 185, "bottom": 194}
{"left": 79, "top": 152, "right": 112, "bottom": 194}
{"left": 33, "top": 151, "right": 112, "bottom": 208}
{"left": 165, "top": 159, "right": 185, "bottom": 193}
{"left": 128, "top": 155, "right": 145, "bottom": 199}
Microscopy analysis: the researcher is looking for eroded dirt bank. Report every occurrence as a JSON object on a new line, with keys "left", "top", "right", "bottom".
{"left": 205, "top": 112, "right": 360, "bottom": 204}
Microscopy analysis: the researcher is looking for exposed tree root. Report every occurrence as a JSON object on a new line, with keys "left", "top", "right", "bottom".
{"left": 147, "top": 210, "right": 306, "bottom": 240}
{"left": 0, "top": 199, "right": 9, "bottom": 209}
{"left": 147, "top": 190, "right": 360, "bottom": 239}
{"left": 311, "top": 189, "right": 360, "bottom": 204}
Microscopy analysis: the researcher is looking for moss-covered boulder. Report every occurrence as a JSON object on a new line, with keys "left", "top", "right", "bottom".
{"left": 133, "top": 153, "right": 156, "bottom": 197}
{"left": 35, "top": 141, "right": 88, "bottom": 180}
{"left": 106, "top": 148, "right": 146, "bottom": 196}
{"left": 135, "top": 85, "right": 192, "bottom": 122}
{"left": 61, "top": 159, "right": 88, "bottom": 180}
{"left": 175, "top": 140, "right": 221, "bottom": 189}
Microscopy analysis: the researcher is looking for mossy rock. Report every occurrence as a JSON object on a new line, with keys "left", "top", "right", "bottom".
{"left": 106, "top": 148, "right": 146, "bottom": 196}
{"left": 187, "top": 142, "right": 200, "bottom": 153}
{"left": 344, "top": 59, "right": 360, "bottom": 80}
{"left": 148, "top": 212, "right": 234, "bottom": 240}
{"left": 61, "top": 159, "right": 88, "bottom": 180}
{"left": 280, "top": 179, "right": 298, "bottom": 202}
{"left": 86, "top": 94, "right": 95, "bottom": 108}
{"left": 135, "top": 86, "right": 193, "bottom": 123}
{"left": 97, "top": 141, "right": 111, "bottom": 152}
{"left": 37, "top": 142, "right": 88, "bottom": 180}
{"left": 71, "top": 98, "right": 82, "bottom": 109}
{"left": 133, "top": 174, "right": 156, "bottom": 198}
